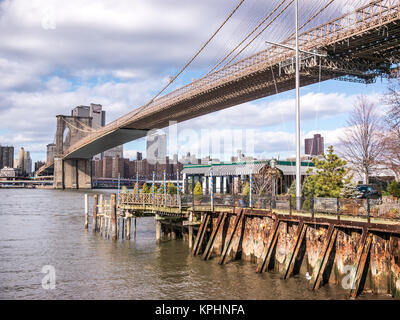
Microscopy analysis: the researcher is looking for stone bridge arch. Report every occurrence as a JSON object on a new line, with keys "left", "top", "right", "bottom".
{"left": 54, "top": 115, "right": 93, "bottom": 189}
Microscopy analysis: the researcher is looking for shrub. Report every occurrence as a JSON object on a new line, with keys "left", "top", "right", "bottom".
{"left": 193, "top": 182, "right": 203, "bottom": 201}
{"left": 242, "top": 182, "right": 250, "bottom": 196}
{"left": 141, "top": 183, "right": 149, "bottom": 194}
{"left": 387, "top": 181, "right": 400, "bottom": 198}
{"left": 167, "top": 182, "right": 177, "bottom": 195}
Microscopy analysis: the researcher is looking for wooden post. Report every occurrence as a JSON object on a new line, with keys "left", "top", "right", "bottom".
{"left": 202, "top": 212, "right": 226, "bottom": 260}
{"left": 92, "top": 194, "right": 98, "bottom": 232}
{"left": 126, "top": 215, "right": 131, "bottom": 240}
{"left": 134, "top": 217, "right": 137, "bottom": 239}
{"left": 256, "top": 219, "right": 281, "bottom": 273}
{"left": 311, "top": 225, "right": 337, "bottom": 290}
{"left": 84, "top": 194, "right": 89, "bottom": 229}
{"left": 188, "top": 212, "right": 193, "bottom": 249}
{"left": 99, "top": 194, "right": 104, "bottom": 235}
{"left": 218, "top": 209, "right": 245, "bottom": 265}
{"left": 192, "top": 213, "right": 211, "bottom": 256}
{"left": 170, "top": 219, "right": 176, "bottom": 240}
{"left": 111, "top": 194, "right": 117, "bottom": 240}
{"left": 283, "top": 221, "right": 307, "bottom": 279}
{"left": 156, "top": 214, "right": 162, "bottom": 243}
{"left": 349, "top": 230, "right": 372, "bottom": 299}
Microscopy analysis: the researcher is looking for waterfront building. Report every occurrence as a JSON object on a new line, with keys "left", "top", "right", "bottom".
{"left": 182, "top": 160, "right": 314, "bottom": 195}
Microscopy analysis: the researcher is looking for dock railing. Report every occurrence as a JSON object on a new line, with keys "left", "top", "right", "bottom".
{"left": 119, "top": 193, "right": 400, "bottom": 220}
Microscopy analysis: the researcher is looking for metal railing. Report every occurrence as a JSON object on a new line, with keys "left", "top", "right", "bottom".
{"left": 119, "top": 192, "right": 400, "bottom": 220}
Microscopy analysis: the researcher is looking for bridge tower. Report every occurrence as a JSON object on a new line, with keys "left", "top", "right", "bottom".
{"left": 54, "top": 115, "right": 93, "bottom": 189}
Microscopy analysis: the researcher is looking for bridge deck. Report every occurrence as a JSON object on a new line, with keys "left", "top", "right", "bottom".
{"left": 62, "top": 0, "right": 400, "bottom": 160}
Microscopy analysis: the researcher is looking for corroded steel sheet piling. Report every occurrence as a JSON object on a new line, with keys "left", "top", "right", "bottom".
{"left": 92, "top": 194, "right": 98, "bottom": 232}
{"left": 111, "top": 194, "right": 117, "bottom": 240}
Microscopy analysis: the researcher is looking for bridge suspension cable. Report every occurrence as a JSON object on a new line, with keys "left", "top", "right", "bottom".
{"left": 206, "top": 0, "right": 290, "bottom": 76}
{"left": 148, "top": 0, "right": 246, "bottom": 103}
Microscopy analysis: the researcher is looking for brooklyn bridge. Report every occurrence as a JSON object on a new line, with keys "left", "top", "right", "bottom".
{"left": 35, "top": 0, "right": 400, "bottom": 189}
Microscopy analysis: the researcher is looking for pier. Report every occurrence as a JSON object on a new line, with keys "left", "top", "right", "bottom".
{"left": 87, "top": 192, "right": 400, "bottom": 299}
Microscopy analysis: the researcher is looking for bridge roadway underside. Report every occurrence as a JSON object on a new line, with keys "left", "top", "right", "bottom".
{"left": 65, "top": 128, "right": 149, "bottom": 159}
{"left": 62, "top": 14, "right": 400, "bottom": 162}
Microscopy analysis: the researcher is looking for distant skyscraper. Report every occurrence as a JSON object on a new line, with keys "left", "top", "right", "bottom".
{"left": 305, "top": 134, "right": 324, "bottom": 156}
{"left": 71, "top": 104, "right": 122, "bottom": 160}
{"left": 0, "top": 145, "right": 14, "bottom": 169}
{"left": 146, "top": 132, "right": 166, "bottom": 163}
{"left": 14, "top": 147, "right": 32, "bottom": 175}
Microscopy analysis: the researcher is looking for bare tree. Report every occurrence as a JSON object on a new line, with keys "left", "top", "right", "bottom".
{"left": 381, "top": 78, "right": 400, "bottom": 180}
{"left": 383, "top": 78, "right": 400, "bottom": 133}
{"left": 339, "top": 96, "right": 385, "bottom": 184}
{"left": 380, "top": 131, "right": 400, "bottom": 181}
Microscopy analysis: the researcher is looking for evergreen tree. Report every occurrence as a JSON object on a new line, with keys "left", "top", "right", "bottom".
{"left": 193, "top": 182, "right": 203, "bottom": 201}
{"left": 303, "top": 146, "right": 350, "bottom": 198}
{"left": 340, "top": 181, "right": 362, "bottom": 198}
{"left": 141, "top": 183, "right": 149, "bottom": 194}
{"left": 387, "top": 180, "right": 400, "bottom": 198}
{"left": 132, "top": 183, "right": 138, "bottom": 195}
{"left": 167, "top": 182, "right": 177, "bottom": 195}
{"left": 242, "top": 181, "right": 250, "bottom": 196}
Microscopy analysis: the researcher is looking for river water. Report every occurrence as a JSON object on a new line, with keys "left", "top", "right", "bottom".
{"left": 0, "top": 188, "right": 380, "bottom": 300}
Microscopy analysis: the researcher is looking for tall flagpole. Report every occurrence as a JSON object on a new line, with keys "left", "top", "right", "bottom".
{"left": 295, "top": 0, "right": 301, "bottom": 210}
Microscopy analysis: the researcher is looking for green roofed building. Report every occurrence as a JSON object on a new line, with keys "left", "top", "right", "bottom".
{"left": 182, "top": 160, "right": 314, "bottom": 195}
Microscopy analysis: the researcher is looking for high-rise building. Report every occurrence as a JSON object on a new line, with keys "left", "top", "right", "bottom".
{"left": 0, "top": 145, "right": 14, "bottom": 169}
{"left": 146, "top": 132, "right": 166, "bottom": 163}
{"left": 13, "top": 147, "right": 32, "bottom": 176}
{"left": 305, "top": 134, "right": 324, "bottom": 156}
{"left": 24, "top": 151, "right": 32, "bottom": 175}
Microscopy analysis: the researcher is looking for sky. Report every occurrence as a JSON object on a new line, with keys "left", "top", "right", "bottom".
{"left": 0, "top": 0, "right": 391, "bottom": 164}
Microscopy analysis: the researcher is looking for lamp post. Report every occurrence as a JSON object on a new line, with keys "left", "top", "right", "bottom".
{"left": 294, "top": 0, "right": 302, "bottom": 210}
{"left": 271, "top": 159, "right": 277, "bottom": 209}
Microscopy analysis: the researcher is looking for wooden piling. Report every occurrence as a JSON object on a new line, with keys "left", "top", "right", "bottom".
{"left": 192, "top": 213, "right": 210, "bottom": 256}
{"left": 349, "top": 230, "right": 372, "bottom": 299}
{"left": 134, "top": 217, "right": 137, "bottom": 239}
{"left": 188, "top": 212, "right": 193, "bottom": 249}
{"left": 283, "top": 221, "right": 307, "bottom": 279}
{"left": 111, "top": 194, "right": 117, "bottom": 240}
{"left": 311, "top": 225, "right": 338, "bottom": 290}
{"left": 202, "top": 212, "right": 226, "bottom": 261}
{"left": 99, "top": 194, "right": 104, "bottom": 236}
{"left": 256, "top": 219, "right": 280, "bottom": 273}
{"left": 84, "top": 194, "right": 89, "bottom": 229}
{"left": 126, "top": 215, "right": 131, "bottom": 240}
{"left": 92, "top": 194, "right": 98, "bottom": 232}
{"left": 156, "top": 214, "right": 162, "bottom": 243}
{"left": 218, "top": 209, "right": 244, "bottom": 265}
